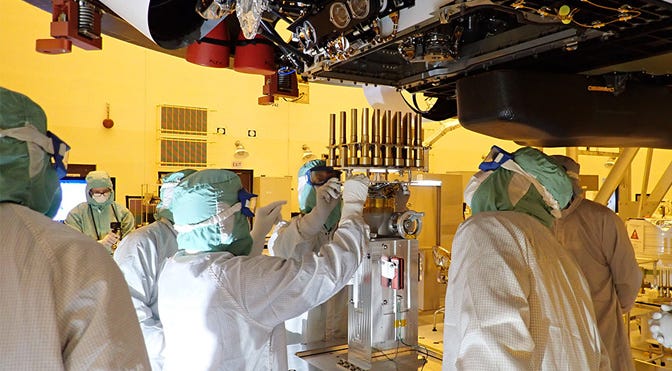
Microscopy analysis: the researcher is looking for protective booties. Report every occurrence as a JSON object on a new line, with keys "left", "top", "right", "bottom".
{"left": 341, "top": 174, "right": 370, "bottom": 220}
{"left": 650, "top": 304, "right": 672, "bottom": 347}
{"left": 298, "top": 177, "right": 342, "bottom": 236}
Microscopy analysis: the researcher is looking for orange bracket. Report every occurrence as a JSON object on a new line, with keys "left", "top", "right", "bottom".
{"left": 258, "top": 72, "right": 299, "bottom": 105}
{"left": 36, "top": 0, "right": 102, "bottom": 54}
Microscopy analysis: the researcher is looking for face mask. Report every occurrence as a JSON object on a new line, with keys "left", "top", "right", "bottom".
{"left": 92, "top": 193, "right": 110, "bottom": 203}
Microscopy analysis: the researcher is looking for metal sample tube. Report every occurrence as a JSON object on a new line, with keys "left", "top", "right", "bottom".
{"left": 403, "top": 112, "right": 413, "bottom": 167}
{"left": 394, "top": 111, "right": 404, "bottom": 167}
{"left": 328, "top": 113, "right": 337, "bottom": 167}
{"left": 413, "top": 113, "right": 423, "bottom": 168}
{"left": 339, "top": 111, "right": 348, "bottom": 167}
{"left": 372, "top": 109, "right": 382, "bottom": 166}
{"left": 349, "top": 108, "right": 359, "bottom": 165}
{"left": 383, "top": 110, "right": 394, "bottom": 167}
{"left": 360, "top": 108, "right": 371, "bottom": 166}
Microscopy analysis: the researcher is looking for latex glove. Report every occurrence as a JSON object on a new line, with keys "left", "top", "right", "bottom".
{"left": 250, "top": 200, "right": 287, "bottom": 256}
{"left": 341, "top": 174, "right": 370, "bottom": 220}
{"left": 650, "top": 304, "right": 672, "bottom": 348}
{"left": 98, "top": 232, "right": 120, "bottom": 249}
{"left": 299, "top": 178, "right": 343, "bottom": 236}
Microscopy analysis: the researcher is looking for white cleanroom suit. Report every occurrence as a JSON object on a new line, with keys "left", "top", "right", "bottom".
{"left": 114, "top": 218, "right": 178, "bottom": 370}
{"left": 443, "top": 211, "right": 610, "bottom": 370}
{"left": 0, "top": 86, "right": 150, "bottom": 370}
{"left": 158, "top": 169, "right": 370, "bottom": 371}
{"left": 443, "top": 146, "right": 610, "bottom": 370}
{"left": 113, "top": 169, "right": 196, "bottom": 370}
{"left": 551, "top": 154, "right": 641, "bottom": 371}
{"left": 554, "top": 196, "right": 641, "bottom": 371}
{"left": 268, "top": 160, "right": 348, "bottom": 344}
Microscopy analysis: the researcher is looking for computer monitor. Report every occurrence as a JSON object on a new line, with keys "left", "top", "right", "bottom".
{"left": 607, "top": 188, "right": 619, "bottom": 213}
{"left": 52, "top": 176, "right": 116, "bottom": 222}
{"left": 53, "top": 177, "right": 87, "bottom": 222}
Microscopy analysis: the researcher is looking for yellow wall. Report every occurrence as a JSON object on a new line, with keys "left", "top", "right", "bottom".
{"left": 3, "top": 1, "right": 672, "bottom": 213}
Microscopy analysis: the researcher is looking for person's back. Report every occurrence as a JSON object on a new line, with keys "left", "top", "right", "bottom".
{"left": 554, "top": 197, "right": 641, "bottom": 370}
{"left": 443, "top": 146, "right": 609, "bottom": 370}
{"left": 158, "top": 169, "right": 370, "bottom": 371}
{"left": 0, "top": 86, "right": 149, "bottom": 369}
{"left": 551, "top": 154, "right": 641, "bottom": 370}
{"left": 2, "top": 203, "right": 150, "bottom": 369}
{"left": 444, "top": 211, "right": 608, "bottom": 369}
{"left": 160, "top": 225, "right": 364, "bottom": 370}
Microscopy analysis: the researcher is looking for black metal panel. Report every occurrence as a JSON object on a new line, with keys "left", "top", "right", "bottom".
{"left": 457, "top": 70, "right": 672, "bottom": 148}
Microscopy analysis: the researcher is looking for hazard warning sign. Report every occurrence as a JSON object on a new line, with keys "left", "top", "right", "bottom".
{"left": 631, "top": 229, "right": 639, "bottom": 240}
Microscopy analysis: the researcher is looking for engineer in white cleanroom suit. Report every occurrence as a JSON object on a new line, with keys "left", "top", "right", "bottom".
{"left": 113, "top": 168, "right": 196, "bottom": 370}
{"left": 267, "top": 159, "right": 350, "bottom": 344}
{"left": 443, "top": 146, "right": 610, "bottom": 371}
{"left": 158, "top": 169, "right": 370, "bottom": 371}
{"left": 65, "top": 170, "right": 136, "bottom": 253}
{"left": 551, "top": 155, "right": 642, "bottom": 371}
{"left": 0, "top": 86, "right": 150, "bottom": 369}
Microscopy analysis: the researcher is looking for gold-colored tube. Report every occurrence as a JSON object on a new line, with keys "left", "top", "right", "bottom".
{"left": 418, "top": 113, "right": 424, "bottom": 168}
{"left": 339, "top": 111, "right": 348, "bottom": 167}
{"left": 403, "top": 112, "right": 413, "bottom": 167}
{"left": 413, "top": 113, "right": 423, "bottom": 168}
{"left": 383, "top": 110, "right": 393, "bottom": 166}
{"left": 372, "top": 109, "right": 382, "bottom": 166}
{"left": 349, "top": 108, "right": 359, "bottom": 165}
{"left": 328, "top": 113, "right": 337, "bottom": 167}
{"left": 394, "top": 111, "right": 404, "bottom": 167}
{"left": 360, "top": 108, "right": 371, "bottom": 166}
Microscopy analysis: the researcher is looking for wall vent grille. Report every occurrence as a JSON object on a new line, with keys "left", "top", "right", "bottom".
{"left": 158, "top": 105, "right": 208, "bottom": 167}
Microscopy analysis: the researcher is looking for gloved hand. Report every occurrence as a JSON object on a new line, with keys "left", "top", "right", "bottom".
{"left": 340, "top": 174, "right": 370, "bottom": 220}
{"left": 299, "top": 177, "right": 343, "bottom": 236}
{"left": 98, "top": 232, "right": 120, "bottom": 249}
{"left": 650, "top": 304, "right": 672, "bottom": 347}
{"left": 250, "top": 200, "right": 287, "bottom": 256}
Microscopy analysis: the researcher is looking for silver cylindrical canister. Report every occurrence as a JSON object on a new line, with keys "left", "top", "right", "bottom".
{"left": 383, "top": 110, "right": 394, "bottom": 166}
{"left": 372, "top": 109, "right": 382, "bottom": 166}
{"left": 339, "top": 111, "right": 348, "bottom": 167}
{"left": 360, "top": 108, "right": 371, "bottom": 166}
{"left": 349, "top": 108, "right": 359, "bottom": 165}
{"left": 328, "top": 113, "right": 337, "bottom": 167}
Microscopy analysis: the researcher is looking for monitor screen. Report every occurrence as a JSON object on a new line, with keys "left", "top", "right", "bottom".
{"left": 606, "top": 188, "right": 619, "bottom": 213}
{"left": 53, "top": 177, "right": 87, "bottom": 222}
